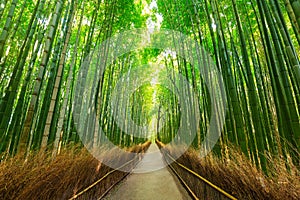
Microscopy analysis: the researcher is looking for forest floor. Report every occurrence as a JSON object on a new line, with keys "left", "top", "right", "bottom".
{"left": 0, "top": 142, "right": 151, "bottom": 200}
{"left": 102, "top": 144, "right": 191, "bottom": 200}
{"left": 157, "top": 141, "right": 300, "bottom": 200}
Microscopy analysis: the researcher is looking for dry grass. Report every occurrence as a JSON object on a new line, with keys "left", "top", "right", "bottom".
{"left": 157, "top": 141, "right": 300, "bottom": 200}
{"left": 0, "top": 142, "right": 151, "bottom": 200}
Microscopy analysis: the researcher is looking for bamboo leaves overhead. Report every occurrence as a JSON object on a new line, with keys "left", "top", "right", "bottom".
{"left": 0, "top": 0, "right": 299, "bottom": 174}
{"left": 157, "top": 0, "right": 299, "bottom": 171}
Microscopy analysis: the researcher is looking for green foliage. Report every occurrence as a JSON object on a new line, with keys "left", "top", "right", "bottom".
{"left": 0, "top": 0, "right": 299, "bottom": 176}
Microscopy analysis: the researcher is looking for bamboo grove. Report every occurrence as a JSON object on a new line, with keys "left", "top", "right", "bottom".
{"left": 0, "top": 0, "right": 299, "bottom": 175}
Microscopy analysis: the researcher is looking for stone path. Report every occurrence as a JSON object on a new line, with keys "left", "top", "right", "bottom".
{"left": 102, "top": 144, "right": 191, "bottom": 200}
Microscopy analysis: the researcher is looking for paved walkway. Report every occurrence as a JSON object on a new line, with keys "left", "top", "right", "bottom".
{"left": 103, "top": 144, "right": 191, "bottom": 200}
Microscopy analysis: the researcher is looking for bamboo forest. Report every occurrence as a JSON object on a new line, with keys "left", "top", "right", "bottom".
{"left": 0, "top": 0, "right": 299, "bottom": 199}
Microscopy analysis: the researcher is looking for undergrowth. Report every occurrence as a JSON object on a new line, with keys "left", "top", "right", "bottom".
{"left": 0, "top": 142, "right": 151, "bottom": 200}
{"left": 157, "top": 141, "right": 300, "bottom": 200}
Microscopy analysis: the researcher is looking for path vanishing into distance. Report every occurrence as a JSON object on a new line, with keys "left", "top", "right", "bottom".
{"left": 103, "top": 144, "right": 191, "bottom": 200}
{"left": 1, "top": 0, "right": 299, "bottom": 199}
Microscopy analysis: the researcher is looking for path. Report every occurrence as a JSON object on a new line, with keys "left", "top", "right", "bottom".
{"left": 102, "top": 144, "right": 191, "bottom": 200}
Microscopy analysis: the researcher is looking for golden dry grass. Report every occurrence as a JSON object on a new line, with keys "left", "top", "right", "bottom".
{"left": 157, "top": 141, "right": 300, "bottom": 200}
{"left": 0, "top": 142, "right": 151, "bottom": 200}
